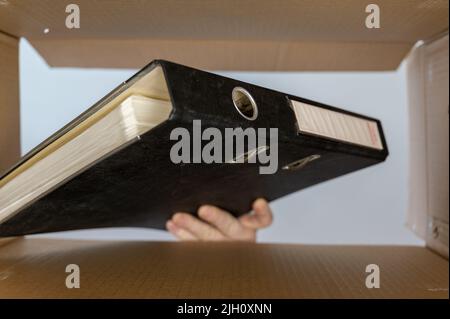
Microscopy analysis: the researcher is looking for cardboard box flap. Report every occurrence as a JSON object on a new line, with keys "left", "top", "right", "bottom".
{"left": 0, "top": 0, "right": 448, "bottom": 70}
{"left": 0, "top": 31, "right": 20, "bottom": 173}
{"left": 406, "top": 34, "right": 449, "bottom": 258}
{"left": 0, "top": 238, "right": 448, "bottom": 298}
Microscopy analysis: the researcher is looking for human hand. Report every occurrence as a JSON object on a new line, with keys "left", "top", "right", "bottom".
{"left": 166, "top": 198, "right": 273, "bottom": 241}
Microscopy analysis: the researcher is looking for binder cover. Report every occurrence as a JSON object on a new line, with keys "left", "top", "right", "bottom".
{"left": 0, "top": 60, "right": 388, "bottom": 236}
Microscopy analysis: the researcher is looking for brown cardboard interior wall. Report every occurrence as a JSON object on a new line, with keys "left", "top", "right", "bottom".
{"left": 0, "top": 2, "right": 448, "bottom": 299}
{"left": 423, "top": 35, "right": 449, "bottom": 257}
{"left": 0, "top": 238, "right": 448, "bottom": 298}
{"left": 0, "top": 32, "right": 20, "bottom": 174}
{"left": 0, "top": 0, "right": 448, "bottom": 70}
{"left": 28, "top": 39, "right": 413, "bottom": 71}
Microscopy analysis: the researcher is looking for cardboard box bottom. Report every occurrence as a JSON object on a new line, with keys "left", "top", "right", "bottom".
{"left": 0, "top": 238, "right": 448, "bottom": 298}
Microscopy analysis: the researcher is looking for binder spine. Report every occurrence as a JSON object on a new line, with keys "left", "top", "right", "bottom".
{"left": 158, "top": 60, "right": 388, "bottom": 160}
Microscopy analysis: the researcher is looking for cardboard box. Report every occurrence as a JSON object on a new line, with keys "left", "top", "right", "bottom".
{"left": 0, "top": 238, "right": 448, "bottom": 298}
{"left": 0, "top": 32, "right": 20, "bottom": 173}
{"left": 0, "top": 1, "right": 448, "bottom": 298}
{"left": 0, "top": 0, "right": 448, "bottom": 71}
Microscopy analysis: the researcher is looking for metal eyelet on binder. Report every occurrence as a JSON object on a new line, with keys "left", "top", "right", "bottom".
{"left": 282, "top": 154, "right": 321, "bottom": 171}
{"left": 232, "top": 87, "right": 258, "bottom": 121}
{"left": 227, "top": 145, "right": 270, "bottom": 164}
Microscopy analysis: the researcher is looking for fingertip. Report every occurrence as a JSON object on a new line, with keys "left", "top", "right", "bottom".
{"left": 252, "top": 198, "right": 273, "bottom": 227}
{"left": 198, "top": 205, "right": 212, "bottom": 218}
{"left": 169, "top": 225, "right": 198, "bottom": 241}
{"left": 166, "top": 220, "right": 178, "bottom": 237}
{"left": 172, "top": 212, "right": 187, "bottom": 224}
{"left": 166, "top": 220, "right": 177, "bottom": 234}
{"left": 253, "top": 198, "right": 268, "bottom": 209}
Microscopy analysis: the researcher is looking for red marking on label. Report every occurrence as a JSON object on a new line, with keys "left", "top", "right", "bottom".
{"left": 367, "top": 122, "right": 379, "bottom": 147}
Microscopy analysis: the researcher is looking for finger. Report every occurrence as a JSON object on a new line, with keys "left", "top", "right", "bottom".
{"left": 198, "top": 205, "right": 246, "bottom": 238}
{"left": 171, "top": 212, "right": 226, "bottom": 241}
{"left": 166, "top": 220, "right": 198, "bottom": 241}
{"left": 239, "top": 198, "right": 273, "bottom": 229}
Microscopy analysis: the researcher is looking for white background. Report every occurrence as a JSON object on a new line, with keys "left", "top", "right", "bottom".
{"left": 20, "top": 39, "right": 423, "bottom": 246}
